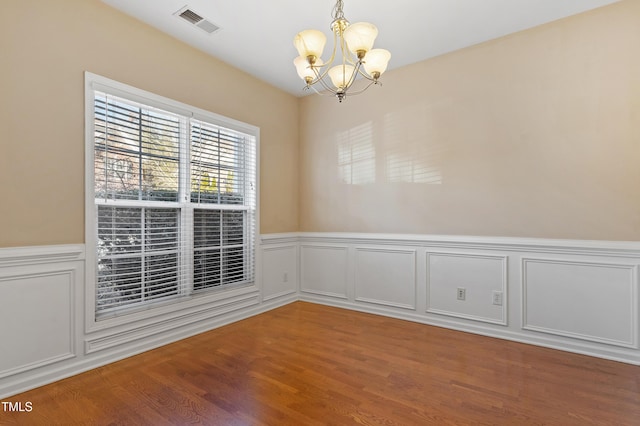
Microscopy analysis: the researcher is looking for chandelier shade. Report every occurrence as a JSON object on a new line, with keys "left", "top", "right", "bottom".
{"left": 343, "top": 22, "right": 378, "bottom": 57}
{"left": 292, "top": 0, "right": 390, "bottom": 102}
{"left": 293, "top": 30, "right": 327, "bottom": 60}
{"left": 294, "top": 56, "right": 324, "bottom": 81}
{"left": 363, "top": 49, "right": 391, "bottom": 78}
{"left": 328, "top": 64, "right": 356, "bottom": 89}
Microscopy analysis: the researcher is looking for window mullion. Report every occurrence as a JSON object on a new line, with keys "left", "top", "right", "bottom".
{"left": 181, "top": 118, "right": 193, "bottom": 296}
{"left": 217, "top": 126, "right": 222, "bottom": 282}
{"left": 183, "top": 119, "right": 191, "bottom": 203}
{"left": 138, "top": 107, "right": 143, "bottom": 201}
{"left": 182, "top": 206, "right": 193, "bottom": 296}
{"left": 104, "top": 95, "right": 110, "bottom": 201}
{"left": 219, "top": 210, "right": 224, "bottom": 284}
{"left": 217, "top": 128, "right": 221, "bottom": 204}
{"left": 141, "top": 207, "right": 146, "bottom": 304}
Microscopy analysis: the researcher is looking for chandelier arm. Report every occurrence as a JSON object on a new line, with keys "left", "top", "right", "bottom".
{"left": 316, "top": 77, "right": 339, "bottom": 94}
{"left": 339, "top": 26, "right": 350, "bottom": 65}
{"left": 344, "top": 56, "right": 359, "bottom": 66}
{"left": 307, "top": 84, "right": 339, "bottom": 97}
{"left": 342, "top": 79, "right": 377, "bottom": 97}
{"left": 343, "top": 61, "right": 362, "bottom": 91}
{"left": 303, "top": 86, "right": 335, "bottom": 96}
{"left": 309, "top": 63, "right": 339, "bottom": 94}
{"left": 355, "top": 66, "right": 377, "bottom": 82}
{"left": 324, "top": 24, "right": 341, "bottom": 68}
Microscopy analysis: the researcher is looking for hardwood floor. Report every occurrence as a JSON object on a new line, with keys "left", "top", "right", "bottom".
{"left": 2, "top": 301, "right": 639, "bottom": 425}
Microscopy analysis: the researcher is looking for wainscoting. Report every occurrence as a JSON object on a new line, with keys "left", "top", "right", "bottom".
{"left": 0, "top": 240, "right": 296, "bottom": 399}
{"left": 264, "top": 233, "right": 640, "bottom": 366}
{"left": 1, "top": 233, "right": 639, "bottom": 398}
{"left": 0, "top": 246, "right": 83, "bottom": 381}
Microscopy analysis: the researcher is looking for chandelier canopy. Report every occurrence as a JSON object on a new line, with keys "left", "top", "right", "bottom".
{"left": 293, "top": 0, "right": 391, "bottom": 102}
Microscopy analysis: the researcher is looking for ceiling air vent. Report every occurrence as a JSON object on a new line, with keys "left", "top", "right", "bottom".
{"left": 175, "top": 6, "right": 220, "bottom": 34}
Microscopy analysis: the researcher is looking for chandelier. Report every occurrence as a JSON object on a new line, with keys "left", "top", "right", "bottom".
{"left": 293, "top": 0, "right": 391, "bottom": 102}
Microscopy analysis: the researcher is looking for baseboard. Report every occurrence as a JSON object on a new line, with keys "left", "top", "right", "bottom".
{"left": 299, "top": 294, "right": 640, "bottom": 366}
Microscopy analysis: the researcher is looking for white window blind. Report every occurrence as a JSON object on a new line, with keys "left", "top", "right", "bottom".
{"left": 96, "top": 206, "right": 182, "bottom": 310}
{"left": 190, "top": 118, "right": 256, "bottom": 292}
{"left": 89, "top": 80, "right": 257, "bottom": 318}
{"left": 94, "top": 94, "right": 182, "bottom": 202}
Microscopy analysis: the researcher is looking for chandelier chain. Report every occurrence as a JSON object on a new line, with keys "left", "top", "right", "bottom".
{"left": 332, "top": 0, "right": 345, "bottom": 21}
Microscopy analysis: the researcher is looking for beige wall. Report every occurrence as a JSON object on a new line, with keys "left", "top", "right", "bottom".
{"left": 2, "top": 1, "right": 639, "bottom": 247}
{"left": 0, "top": 0, "right": 299, "bottom": 248}
{"left": 299, "top": 0, "right": 640, "bottom": 240}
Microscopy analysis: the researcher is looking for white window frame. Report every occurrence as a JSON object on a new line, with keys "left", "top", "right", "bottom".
{"left": 84, "top": 72, "right": 260, "bottom": 331}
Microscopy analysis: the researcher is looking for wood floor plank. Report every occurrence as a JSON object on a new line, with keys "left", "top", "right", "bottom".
{"left": 1, "top": 301, "right": 639, "bottom": 425}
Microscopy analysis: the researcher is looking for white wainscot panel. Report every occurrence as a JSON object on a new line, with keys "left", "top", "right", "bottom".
{"left": 355, "top": 248, "right": 416, "bottom": 310}
{"left": 0, "top": 270, "right": 76, "bottom": 378}
{"left": 523, "top": 258, "right": 638, "bottom": 348}
{"left": 301, "top": 245, "right": 348, "bottom": 299}
{"left": 262, "top": 245, "right": 298, "bottom": 301}
{"left": 427, "top": 252, "right": 507, "bottom": 325}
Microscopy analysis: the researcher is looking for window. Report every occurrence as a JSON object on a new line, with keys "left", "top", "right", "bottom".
{"left": 86, "top": 73, "right": 257, "bottom": 319}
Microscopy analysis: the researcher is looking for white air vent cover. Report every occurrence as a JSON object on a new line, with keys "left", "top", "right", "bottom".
{"left": 174, "top": 6, "right": 220, "bottom": 34}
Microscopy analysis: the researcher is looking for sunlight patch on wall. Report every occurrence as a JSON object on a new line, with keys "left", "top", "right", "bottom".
{"left": 337, "top": 121, "right": 375, "bottom": 185}
{"left": 382, "top": 104, "right": 446, "bottom": 184}
{"left": 385, "top": 150, "right": 443, "bottom": 184}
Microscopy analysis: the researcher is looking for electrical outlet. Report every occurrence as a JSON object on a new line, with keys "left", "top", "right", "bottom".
{"left": 457, "top": 287, "right": 466, "bottom": 301}
{"left": 283, "top": 272, "right": 288, "bottom": 283}
{"left": 492, "top": 291, "right": 503, "bottom": 306}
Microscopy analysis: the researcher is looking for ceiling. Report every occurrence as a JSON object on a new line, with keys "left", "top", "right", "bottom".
{"left": 101, "top": 0, "right": 621, "bottom": 97}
